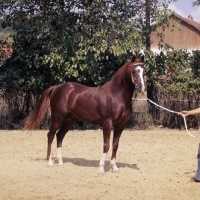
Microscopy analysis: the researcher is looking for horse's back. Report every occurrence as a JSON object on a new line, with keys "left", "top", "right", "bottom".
{"left": 49, "top": 81, "right": 132, "bottom": 126}
{"left": 50, "top": 82, "right": 95, "bottom": 107}
{"left": 49, "top": 82, "right": 103, "bottom": 124}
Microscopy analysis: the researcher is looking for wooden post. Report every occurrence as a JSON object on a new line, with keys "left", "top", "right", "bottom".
{"left": 145, "top": 0, "right": 151, "bottom": 51}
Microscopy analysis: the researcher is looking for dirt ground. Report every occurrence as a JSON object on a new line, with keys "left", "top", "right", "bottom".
{"left": 0, "top": 128, "right": 200, "bottom": 200}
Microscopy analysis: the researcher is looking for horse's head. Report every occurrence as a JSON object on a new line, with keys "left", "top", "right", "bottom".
{"left": 130, "top": 55, "right": 146, "bottom": 94}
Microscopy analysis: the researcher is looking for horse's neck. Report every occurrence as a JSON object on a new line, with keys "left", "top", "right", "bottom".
{"left": 108, "top": 79, "right": 135, "bottom": 103}
{"left": 114, "top": 71, "right": 135, "bottom": 99}
{"left": 100, "top": 66, "right": 135, "bottom": 100}
{"left": 120, "top": 83, "right": 135, "bottom": 101}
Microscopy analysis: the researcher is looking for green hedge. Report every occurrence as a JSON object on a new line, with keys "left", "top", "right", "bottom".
{"left": 0, "top": 49, "right": 200, "bottom": 129}
{"left": 145, "top": 49, "right": 200, "bottom": 129}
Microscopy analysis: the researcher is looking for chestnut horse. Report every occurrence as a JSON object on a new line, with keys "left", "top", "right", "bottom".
{"left": 23, "top": 55, "right": 145, "bottom": 173}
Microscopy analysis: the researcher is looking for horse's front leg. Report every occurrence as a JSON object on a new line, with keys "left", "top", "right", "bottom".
{"left": 110, "top": 126, "right": 124, "bottom": 172}
{"left": 99, "top": 120, "right": 112, "bottom": 174}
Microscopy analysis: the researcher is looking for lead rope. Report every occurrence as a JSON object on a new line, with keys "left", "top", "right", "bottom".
{"left": 145, "top": 98, "right": 200, "bottom": 138}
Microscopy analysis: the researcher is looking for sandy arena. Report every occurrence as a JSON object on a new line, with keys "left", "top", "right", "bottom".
{"left": 0, "top": 128, "right": 200, "bottom": 200}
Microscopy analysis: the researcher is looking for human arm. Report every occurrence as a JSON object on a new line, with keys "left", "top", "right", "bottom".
{"left": 180, "top": 107, "right": 200, "bottom": 117}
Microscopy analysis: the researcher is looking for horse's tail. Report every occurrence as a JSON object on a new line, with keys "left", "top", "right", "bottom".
{"left": 23, "top": 86, "right": 57, "bottom": 130}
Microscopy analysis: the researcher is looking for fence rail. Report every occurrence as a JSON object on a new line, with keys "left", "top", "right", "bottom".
{"left": 0, "top": 90, "right": 200, "bottom": 130}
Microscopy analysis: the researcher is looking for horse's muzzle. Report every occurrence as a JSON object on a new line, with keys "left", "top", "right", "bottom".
{"left": 137, "top": 85, "right": 145, "bottom": 94}
{"left": 141, "top": 88, "right": 145, "bottom": 94}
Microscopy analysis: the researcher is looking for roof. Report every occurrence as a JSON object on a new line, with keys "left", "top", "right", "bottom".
{"left": 170, "top": 12, "right": 200, "bottom": 32}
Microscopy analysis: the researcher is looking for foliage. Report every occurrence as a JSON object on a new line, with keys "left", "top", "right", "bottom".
{"left": 0, "top": 0, "right": 175, "bottom": 94}
{"left": 144, "top": 49, "right": 200, "bottom": 96}
{"left": 0, "top": 0, "right": 142, "bottom": 94}
{"left": 0, "top": 0, "right": 182, "bottom": 129}
{"left": 144, "top": 50, "right": 166, "bottom": 86}
{"left": 144, "top": 49, "right": 200, "bottom": 128}
{"left": 162, "top": 50, "right": 200, "bottom": 96}
{"left": 192, "top": 0, "right": 200, "bottom": 6}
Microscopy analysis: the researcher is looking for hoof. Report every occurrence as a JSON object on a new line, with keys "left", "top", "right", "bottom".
{"left": 98, "top": 169, "right": 105, "bottom": 175}
{"left": 98, "top": 171, "right": 105, "bottom": 175}
{"left": 47, "top": 163, "right": 54, "bottom": 166}
{"left": 111, "top": 169, "right": 119, "bottom": 173}
{"left": 47, "top": 160, "right": 54, "bottom": 166}
{"left": 98, "top": 165, "right": 105, "bottom": 174}
{"left": 57, "top": 162, "right": 63, "bottom": 166}
{"left": 110, "top": 164, "right": 119, "bottom": 173}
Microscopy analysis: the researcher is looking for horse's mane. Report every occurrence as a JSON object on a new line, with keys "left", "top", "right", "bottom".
{"left": 100, "top": 61, "right": 132, "bottom": 94}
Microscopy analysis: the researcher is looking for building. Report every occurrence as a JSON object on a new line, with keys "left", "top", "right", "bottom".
{"left": 151, "top": 12, "right": 200, "bottom": 52}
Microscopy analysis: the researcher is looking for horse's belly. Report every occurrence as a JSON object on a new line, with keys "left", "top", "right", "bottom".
{"left": 75, "top": 113, "right": 102, "bottom": 125}
{"left": 71, "top": 106, "right": 102, "bottom": 125}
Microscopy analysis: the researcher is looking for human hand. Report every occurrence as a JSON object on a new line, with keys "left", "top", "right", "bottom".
{"left": 179, "top": 111, "right": 189, "bottom": 117}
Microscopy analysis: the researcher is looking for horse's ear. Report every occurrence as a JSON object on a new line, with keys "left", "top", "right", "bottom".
{"left": 140, "top": 55, "right": 144, "bottom": 62}
{"left": 131, "top": 55, "right": 136, "bottom": 63}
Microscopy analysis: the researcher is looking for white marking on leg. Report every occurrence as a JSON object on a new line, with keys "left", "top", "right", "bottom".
{"left": 110, "top": 158, "right": 119, "bottom": 172}
{"left": 48, "top": 154, "right": 54, "bottom": 166}
{"left": 98, "top": 153, "right": 107, "bottom": 174}
{"left": 57, "top": 147, "right": 63, "bottom": 165}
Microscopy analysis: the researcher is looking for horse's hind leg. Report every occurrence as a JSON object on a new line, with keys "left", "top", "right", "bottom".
{"left": 47, "top": 120, "right": 61, "bottom": 165}
{"left": 56, "top": 117, "right": 76, "bottom": 165}
{"left": 110, "top": 126, "right": 124, "bottom": 172}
